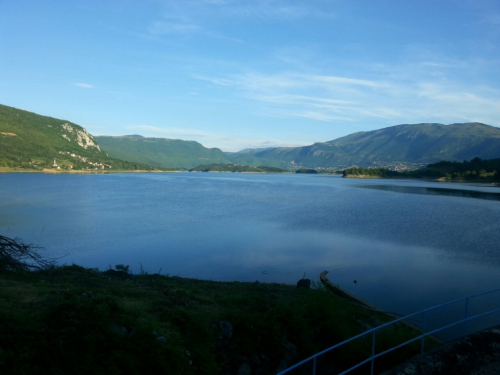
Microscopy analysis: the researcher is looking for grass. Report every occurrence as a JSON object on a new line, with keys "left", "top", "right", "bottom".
{"left": 0, "top": 264, "right": 436, "bottom": 374}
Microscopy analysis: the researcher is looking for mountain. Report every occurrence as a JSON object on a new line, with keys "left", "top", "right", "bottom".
{"left": 0, "top": 104, "right": 157, "bottom": 171}
{"left": 95, "top": 136, "right": 233, "bottom": 169}
{"left": 231, "top": 123, "right": 500, "bottom": 169}
{"left": 3, "top": 102, "right": 500, "bottom": 171}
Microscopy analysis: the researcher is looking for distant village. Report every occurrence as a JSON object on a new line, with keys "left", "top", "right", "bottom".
{"left": 54, "top": 151, "right": 112, "bottom": 170}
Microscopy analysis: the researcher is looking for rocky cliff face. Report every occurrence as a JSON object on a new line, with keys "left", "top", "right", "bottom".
{"left": 61, "top": 123, "right": 101, "bottom": 151}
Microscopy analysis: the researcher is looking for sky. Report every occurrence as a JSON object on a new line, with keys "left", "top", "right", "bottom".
{"left": 1, "top": 0, "right": 500, "bottom": 151}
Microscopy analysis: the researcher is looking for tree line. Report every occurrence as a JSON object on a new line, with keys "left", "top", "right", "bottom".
{"left": 343, "top": 157, "right": 500, "bottom": 182}
{"left": 189, "top": 163, "right": 288, "bottom": 173}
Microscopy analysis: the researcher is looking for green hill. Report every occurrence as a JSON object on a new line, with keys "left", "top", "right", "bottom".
{"left": 225, "top": 148, "right": 292, "bottom": 169}
{"left": 231, "top": 123, "right": 500, "bottom": 169}
{"left": 3, "top": 103, "right": 500, "bottom": 172}
{"left": 0, "top": 104, "right": 158, "bottom": 171}
{"left": 96, "top": 136, "right": 233, "bottom": 169}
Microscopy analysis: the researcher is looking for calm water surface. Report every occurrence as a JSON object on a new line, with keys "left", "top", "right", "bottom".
{"left": 1, "top": 172, "right": 499, "bottom": 317}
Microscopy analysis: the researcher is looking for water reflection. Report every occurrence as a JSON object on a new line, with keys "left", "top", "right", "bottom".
{"left": 2, "top": 173, "right": 500, "bottom": 324}
{"left": 357, "top": 185, "right": 500, "bottom": 201}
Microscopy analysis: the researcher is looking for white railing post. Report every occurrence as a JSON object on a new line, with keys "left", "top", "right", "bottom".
{"left": 276, "top": 288, "right": 500, "bottom": 375}
{"left": 420, "top": 310, "right": 426, "bottom": 358}
{"left": 464, "top": 297, "right": 469, "bottom": 341}
{"left": 371, "top": 330, "right": 376, "bottom": 375}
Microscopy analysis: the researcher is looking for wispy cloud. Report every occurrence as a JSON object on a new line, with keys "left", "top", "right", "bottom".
{"left": 292, "top": 111, "right": 355, "bottom": 122}
{"left": 420, "top": 62, "right": 454, "bottom": 68}
{"left": 74, "top": 83, "right": 94, "bottom": 89}
{"left": 309, "top": 75, "right": 386, "bottom": 88}
{"left": 192, "top": 75, "right": 235, "bottom": 86}
{"left": 147, "top": 20, "right": 244, "bottom": 43}
{"left": 157, "top": 0, "right": 336, "bottom": 22}
{"left": 149, "top": 0, "right": 333, "bottom": 44}
{"left": 194, "top": 68, "right": 500, "bottom": 127}
{"left": 202, "top": 72, "right": 387, "bottom": 94}
{"left": 148, "top": 21, "right": 200, "bottom": 35}
{"left": 413, "top": 83, "right": 500, "bottom": 122}
{"left": 250, "top": 94, "right": 354, "bottom": 106}
{"left": 194, "top": 72, "right": 398, "bottom": 121}
{"left": 222, "top": 3, "right": 337, "bottom": 22}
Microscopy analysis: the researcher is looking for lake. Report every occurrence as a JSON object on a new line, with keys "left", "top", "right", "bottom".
{"left": 1, "top": 172, "right": 500, "bottom": 320}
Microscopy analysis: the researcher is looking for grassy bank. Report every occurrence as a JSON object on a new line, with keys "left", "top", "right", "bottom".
{"left": 0, "top": 235, "right": 433, "bottom": 374}
{"left": 0, "top": 263, "right": 436, "bottom": 375}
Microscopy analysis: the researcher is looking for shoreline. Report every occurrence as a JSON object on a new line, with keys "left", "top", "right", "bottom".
{"left": 2, "top": 169, "right": 498, "bottom": 185}
{"left": 343, "top": 174, "right": 500, "bottom": 185}
{"left": 0, "top": 168, "right": 290, "bottom": 175}
{"left": 0, "top": 167, "right": 177, "bottom": 174}
{"left": 320, "top": 270, "right": 443, "bottom": 344}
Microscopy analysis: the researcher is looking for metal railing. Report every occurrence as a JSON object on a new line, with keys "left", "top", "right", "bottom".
{"left": 277, "top": 288, "right": 500, "bottom": 375}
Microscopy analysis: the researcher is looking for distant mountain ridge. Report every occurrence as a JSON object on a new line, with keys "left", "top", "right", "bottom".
{"left": 230, "top": 122, "right": 500, "bottom": 169}
{"left": 2, "top": 103, "right": 500, "bottom": 171}
{"left": 99, "top": 122, "right": 500, "bottom": 170}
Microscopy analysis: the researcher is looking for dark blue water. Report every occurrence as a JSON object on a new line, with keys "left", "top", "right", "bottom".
{"left": 1, "top": 172, "right": 499, "bottom": 318}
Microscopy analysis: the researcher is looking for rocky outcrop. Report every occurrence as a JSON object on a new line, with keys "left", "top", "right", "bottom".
{"left": 61, "top": 123, "right": 101, "bottom": 151}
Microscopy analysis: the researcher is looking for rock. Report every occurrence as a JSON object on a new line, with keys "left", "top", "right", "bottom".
{"left": 297, "top": 279, "right": 311, "bottom": 289}
{"left": 111, "top": 325, "right": 128, "bottom": 338}
{"left": 276, "top": 341, "right": 297, "bottom": 372}
{"left": 215, "top": 321, "right": 233, "bottom": 347}
{"left": 237, "top": 362, "right": 252, "bottom": 375}
{"left": 81, "top": 291, "right": 95, "bottom": 298}
{"left": 151, "top": 330, "right": 167, "bottom": 343}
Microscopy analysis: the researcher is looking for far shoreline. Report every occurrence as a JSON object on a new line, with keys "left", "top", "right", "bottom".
{"left": 343, "top": 174, "right": 500, "bottom": 185}
{"left": 0, "top": 167, "right": 178, "bottom": 174}
{"left": 2, "top": 168, "right": 498, "bottom": 185}
{"left": 0, "top": 168, "right": 291, "bottom": 175}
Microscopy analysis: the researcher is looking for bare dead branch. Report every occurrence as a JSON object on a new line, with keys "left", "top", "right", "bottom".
{"left": 0, "top": 235, "right": 53, "bottom": 271}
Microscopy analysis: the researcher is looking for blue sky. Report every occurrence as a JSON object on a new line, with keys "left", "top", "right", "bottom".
{"left": 1, "top": 1, "right": 499, "bottom": 151}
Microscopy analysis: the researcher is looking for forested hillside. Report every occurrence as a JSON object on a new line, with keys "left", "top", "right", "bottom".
{"left": 232, "top": 123, "right": 500, "bottom": 170}
{"left": 0, "top": 104, "right": 160, "bottom": 171}
{"left": 96, "top": 136, "right": 232, "bottom": 169}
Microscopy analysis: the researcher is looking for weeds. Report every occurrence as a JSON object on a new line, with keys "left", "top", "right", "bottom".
{"left": 0, "top": 237, "right": 430, "bottom": 374}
